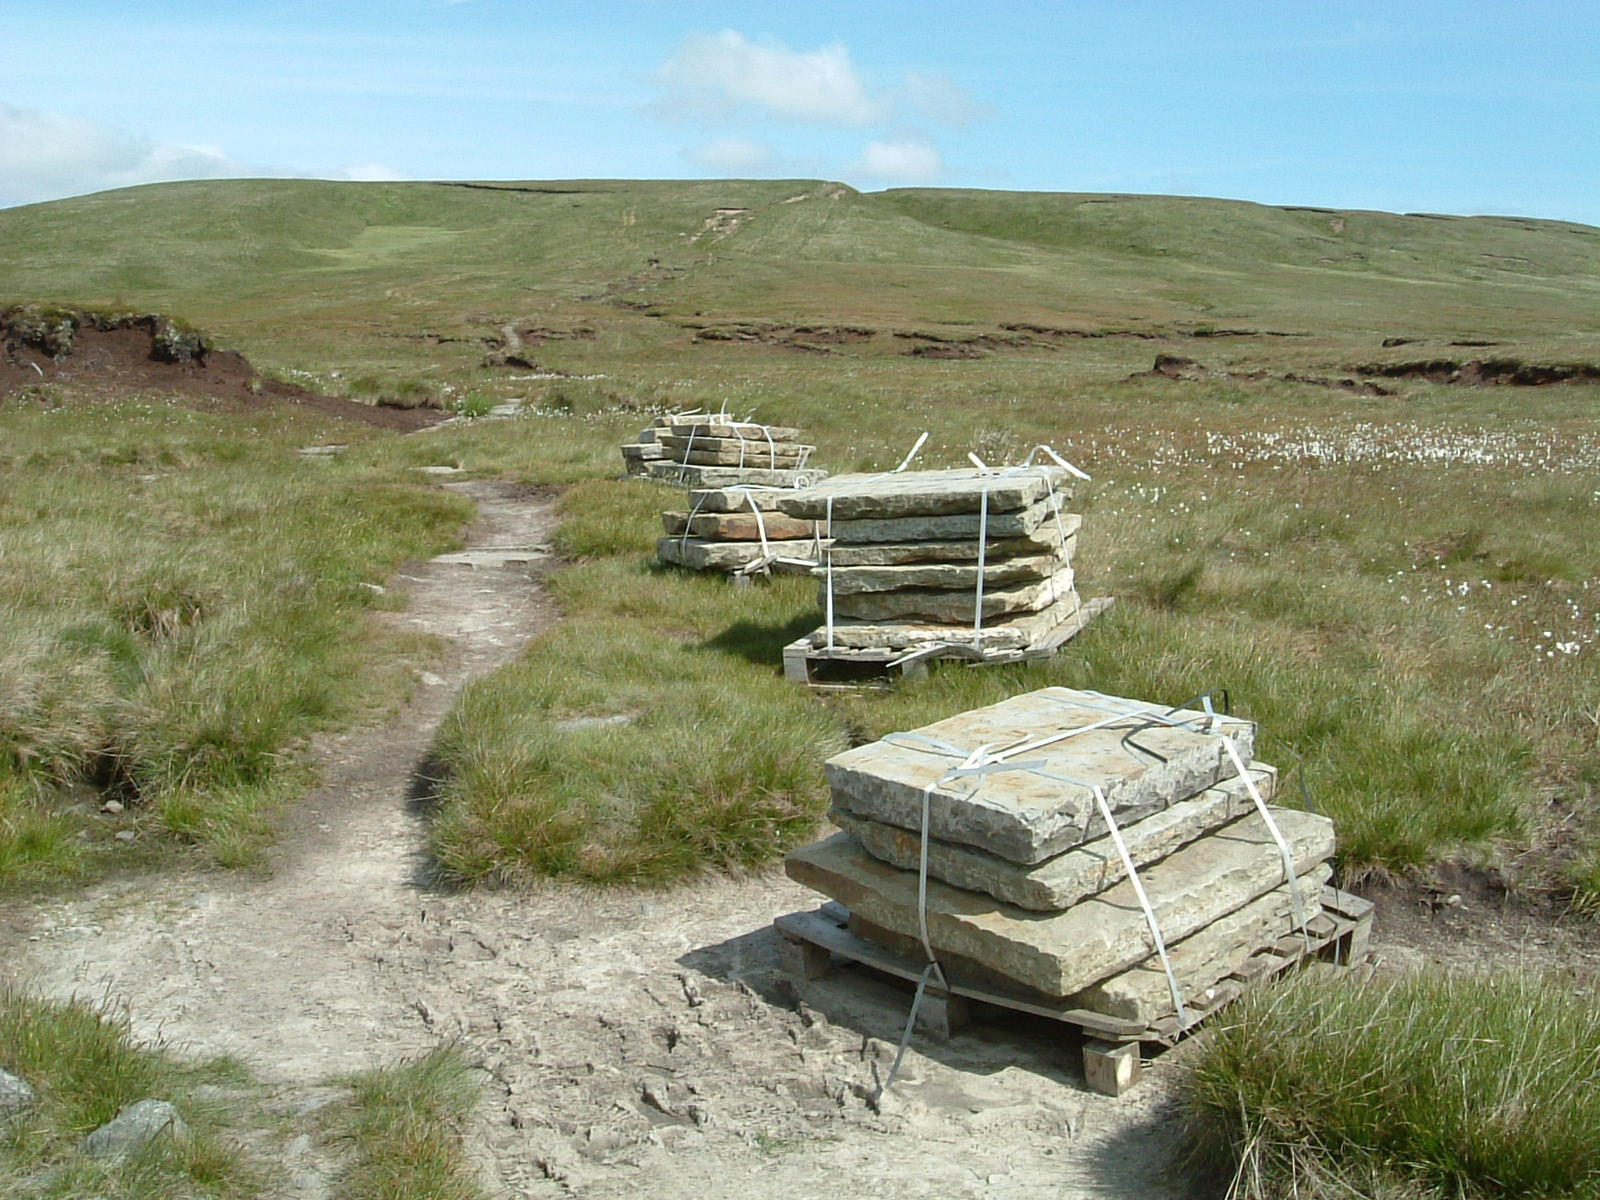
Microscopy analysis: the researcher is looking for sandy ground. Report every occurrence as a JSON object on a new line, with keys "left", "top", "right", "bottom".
{"left": 2, "top": 477, "right": 1197, "bottom": 1199}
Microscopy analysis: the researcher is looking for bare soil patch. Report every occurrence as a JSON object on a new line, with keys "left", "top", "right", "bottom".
{"left": 1, "top": 307, "right": 446, "bottom": 431}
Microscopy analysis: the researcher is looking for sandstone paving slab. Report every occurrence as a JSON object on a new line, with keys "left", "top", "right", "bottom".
{"left": 646, "top": 463, "right": 828, "bottom": 488}
{"left": 831, "top": 566, "right": 1076, "bottom": 624}
{"left": 778, "top": 467, "right": 1073, "bottom": 521}
{"left": 660, "top": 434, "right": 808, "bottom": 453}
{"left": 843, "top": 863, "right": 1328, "bottom": 1022}
{"left": 824, "top": 515, "right": 1077, "bottom": 565}
{"left": 826, "top": 687, "right": 1258, "bottom": 862}
{"left": 673, "top": 448, "right": 813, "bottom": 468}
{"left": 823, "top": 554, "right": 1062, "bottom": 594}
{"left": 663, "top": 510, "right": 822, "bottom": 541}
{"left": 620, "top": 442, "right": 667, "bottom": 459}
{"left": 831, "top": 764, "right": 1279, "bottom": 910}
{"left": 672, "top": 423, "right": 802, "bottom": 441}
{"left": 804, "top": 593, "right": 1086, "bottom": 652}
{"left": 657, "top": 536, "right": 821, "bottom": 570}
{"left": 784, "top": 807, "right": 1334, "bottom": 997}
{"left": 686, "top": 486, "right": 803, "bottom": 513}
{"left": 1069, "top": 867, "right": 1331, "bottom": 1021}
{"left": 823, "top": 493, "right": 1069, "bottom": 544}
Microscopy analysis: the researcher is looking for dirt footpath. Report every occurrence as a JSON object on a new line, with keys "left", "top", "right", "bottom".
{"left": 3, "top": 479, "right": 1189, "bottom": 1199}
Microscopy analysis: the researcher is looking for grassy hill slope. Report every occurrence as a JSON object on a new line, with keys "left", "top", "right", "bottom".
{"left": 2, "top": 179, "right": 1596, "bottom": 376}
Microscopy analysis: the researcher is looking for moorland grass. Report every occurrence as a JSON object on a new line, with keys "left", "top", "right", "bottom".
{"left": 0, "top": 984, "right": 260, "bottom": 1199}
{"left": 423, "top": 370, "right": 1599, "bottom": 890}
{"left": 334, "top": 1046, "right": 485, "bottom": 1200}
{"left": 1187, "top": 968, "right": 1600, "bottom": 1199}
{"left": 0, "top": 397, "right": 469, "bottom": 885}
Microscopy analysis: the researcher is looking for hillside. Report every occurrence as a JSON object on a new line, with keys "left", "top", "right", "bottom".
{"left": 1, "top": 178, "right": 1596, "bottom": 379}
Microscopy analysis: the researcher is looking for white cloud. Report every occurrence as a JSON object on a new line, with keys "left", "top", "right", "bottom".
{"left": 656, "top": 30, "right": 884, "bottom": 125}
{"left": 0, "top": 102, "right": 408, "bottom": 207}
{"left": 0, "top": 103, "right": 239, "bottom": 205}
{"left": 686, "top": 137, "right": 774, "bottom": 173}
{"left": 330, "top": 162, "right": 410, "bottom": 182}
{"left": 897, "top": 70, "right": 987, "bottom": 127}
{"left": 856, "top": 138, "right": 945, "bottom": 184}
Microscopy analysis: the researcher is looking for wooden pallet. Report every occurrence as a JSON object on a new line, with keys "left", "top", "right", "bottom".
{"left": 782, "top": 596, "right": 1114, "bottom": 688}
{"left": 773, "top": 886, "right": 1373, "bottom": 1096}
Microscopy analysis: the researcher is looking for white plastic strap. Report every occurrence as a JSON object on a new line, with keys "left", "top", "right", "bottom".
{"left": 1091, "top": 785, "right": 1189, "bottom": 1027}
{"left": 1221, "top": 735, "right": 1311, "bottom": 952}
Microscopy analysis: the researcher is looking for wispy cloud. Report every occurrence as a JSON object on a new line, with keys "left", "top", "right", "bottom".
{"left": 0, "top": 102, "right": 405, "bottom": 207}
{"left": 655, "top": 30, "right": 884, "bottom": 125}
{"left": 686, "top": 137, "right": 774, "bottom": 173}
{"left": 855, "top": 137, "right": 945, "bottom": 184}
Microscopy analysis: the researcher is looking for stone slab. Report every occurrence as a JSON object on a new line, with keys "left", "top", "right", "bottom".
{"left": 1071, "top": 867, "right": 1332, "bottom": 1021}
{"left": 830, "top": 567, "right": 1076, "bottom": 623}
{"left": 844, "top": 863, "right": 1329, "bottom": 1022}
{"left": 687, "top": 486, "right": 806, "bottom": 513}
{"left": 663, "top": 510, "right": 822, "bottom": 541}
{"left": 646, "top": 463, "right": 828, "bottom": 488}
{"left": 778, "top": 467, "right": 1073, "bottom": 521}
{"left": 832, "top": 764, "right": 1278, "bottom": 910}
{"left": 660, "top": 434, "right": 809, "bottom": 454}
{"left": 620, "top": 442, "right": 667, "bottom": 459}
{"left": 824, "top": 515, "right": 1078, "bottom": 565}
{"left": 657, "top": 536, "right": 821, "bottom": 571}
{"left": 805, "top": 593, "right": 1086, "bottom": 652}
{"left": 826, "top": 687, "right": 1258, "bottom": 863}
{"left": 824, "top": 493, "right": 1069, "bottom": 544}
{"left": 650, "top": 412, "right": 735, "bottom": 429}
{"left": 784, "top": 808, "right": 1334, "bottom": 997}
{"left": 668, "top": 422, "right": 802, "bottom": 442}
{"left": 823, "top": 553, "right": 1064, "bottom": 595}
{"left": 671, "top": 449, "right": 813, "bottom": 468}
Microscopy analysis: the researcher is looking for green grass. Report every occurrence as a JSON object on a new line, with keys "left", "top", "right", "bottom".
{"left": 1, "top": 176, "right": 1597, "bottom": 895}
{"left": 1187, "top": 968, "right": 1600, "bottom": 1198}
{"left": 0, "top": 395, "right": 469, "bottom": 885}
{"left": 333, "top": 1046, "right": 486, "bottom": 1200}
{"left": 0, "top": 984, "right": 260, "bottom": 1199}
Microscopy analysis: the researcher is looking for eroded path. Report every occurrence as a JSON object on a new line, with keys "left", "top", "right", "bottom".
{"left": 3, "top": 478, "right": 1188, "bottom": 1199}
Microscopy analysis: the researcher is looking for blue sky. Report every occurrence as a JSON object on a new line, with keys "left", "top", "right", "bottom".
{"left": 3, "top": 1, "right": 1597, "bottom": 224}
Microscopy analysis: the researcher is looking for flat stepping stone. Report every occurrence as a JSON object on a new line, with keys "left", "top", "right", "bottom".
{"left": 779, "top": 467, "right": 1072, "bottom": 521}
{"left": 829, "top": 566, "right": 1077, "bottom": 623}
{"left": 824, "top": 494, "right": 1070, "bottom": 544}
{"left": 785, "top": 808, "right": 1333, "bottom": 998}
{"left": 430, "top": 546, "right": 550, "bottom": 567}
{"left": 824, "top": 514, "right": 1077, "bottom": 564}
{"left": 826, "top": 686, "right": 1257, "bottom": 862}
{"left": 832, "top": 764, "right": 1279, "bottom": 910}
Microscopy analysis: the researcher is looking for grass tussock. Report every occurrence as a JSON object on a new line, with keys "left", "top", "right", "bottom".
{"left": 0, "top": 984, "right": 259, "bottom": 1199}
{"left": 0, "top": 399, "right": 470, "bottom": 886}
{"left": 431, "top": 613, "right": 843, "bottom": 884}
{"left": 1187, "top": 968, "right": 1600, "bottom": 1199}
{"left": 335, "top": 1045, "right": 486, "bottom": 1200}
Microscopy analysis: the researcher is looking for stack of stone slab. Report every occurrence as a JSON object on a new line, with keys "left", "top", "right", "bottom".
{"left": 621, "top": 413, "right": 826, "bottom": 489}
{"left": 776, "top": 466, "right": 1092, "bottom": 657}
{"left": 657, "top": 485, "right": 827, "bottom": 575}
{"left": 784, "top": 687, "right": 1336, "bottom": 1027}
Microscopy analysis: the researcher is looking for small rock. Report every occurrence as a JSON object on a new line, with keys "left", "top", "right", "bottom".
{"left": 80, "top": 1099, "right": 188, "bottom": 1161}
{"left": 114, "top": 830, "right": 136, "bottom": 843}
{"left": 1, "top": 1067, "right": 36, "bottom": 1116}
{"left": 100, "top": 800, "right": 124, "bottom": 815}
{"left": 639, "top": 1078, "right": 675, "bottom": 1116}
{"left": 419, "top": 671, "right": 446, "bottom": 687}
